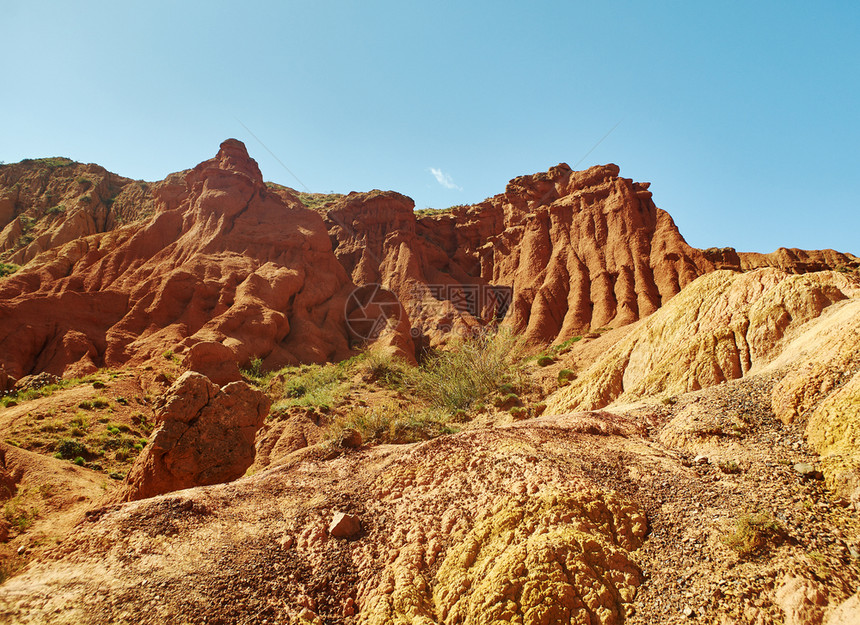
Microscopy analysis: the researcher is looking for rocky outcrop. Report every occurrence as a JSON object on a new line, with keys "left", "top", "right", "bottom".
{"left": 0, "top": 158, "right": 155, "bottom": 266}
{"left": 325, "top": 165, "right": 717, "bottom": 346}
{"left": 2, "top": 146, "right": 856, "bottom": 377}
{"left": 0, "top": 140, "right": 357, "bottom": 378}
{"left": 705, "top": 246, "right": 859, "bottom": 274}
{"left": 181, "top": 341, "right": 243, "bottom": 387}
{"left": 767, "top": 297, "right": 860, "bottom": 503}
{"left": 325, "top": 164, "right": 857, "bottom": 348}
{"left": 545, "top": 267, "right": 860, "bottom": 503}
{"left": 546, "top": 269, "right": 860, "bottom": 413}
{"left": 115, "top": 371, "right": 271, "bottom": 502}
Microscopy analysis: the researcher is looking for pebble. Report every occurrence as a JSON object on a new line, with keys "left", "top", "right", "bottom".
{"left": 793, "top": 463, "right": 823, "bottom": 480}
{"left": 694, "top": 455, "right": 709, "bottom": 465}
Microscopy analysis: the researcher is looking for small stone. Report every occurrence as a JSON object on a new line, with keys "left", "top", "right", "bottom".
{"left": 682, "top": 605, "right": 695, "bottom": 617}
{"left": 329, "top": 511, "right": 361, "bottom": 539}
{"left": 793, "top": 463, "right": 823, "bottom": 480}
{"left": 694, "top": 455, "right": 709, "bottom": 465}
{"left": 337, "top": 428, "right": 363, "bottom": 449}
{"left": 17, "top": 545, "right": 26, "bottom": 555}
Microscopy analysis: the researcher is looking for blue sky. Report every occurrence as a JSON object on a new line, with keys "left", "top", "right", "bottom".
{"left": 2, "top": 0, "right": 858, "bottom": 254}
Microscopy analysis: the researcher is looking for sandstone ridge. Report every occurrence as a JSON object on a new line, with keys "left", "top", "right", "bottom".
{"left": 0, "top": 140, "right": 356, "bottom": 379}
{"left": 1, "top": 142, "right": 855, "bottom": 377}
{"left": 321, "top": 164, "right": 857, "bottom": 348}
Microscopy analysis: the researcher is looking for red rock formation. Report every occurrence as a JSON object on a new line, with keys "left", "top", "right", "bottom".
{"left": 0, "top": 158, "right": 155, "bottom": 266}
{"left": 328, "top": 165, "right": 710, "bottom": 346}
{"left": 181, "top": 341, "right": 242, "bottom": 387}
{"left": 0, "top": 140, "right": 356, "bottom": 378}
{"left": 115, "top": 371, "right": 271, "bottom": 502}
{"left": 703, "top": 246, "right": 857, "bottom": 273}
{"left": 325, "top": 164, "right": 858, "bottom": 348}
{"left": 2, "top": 144, "right": 855, "bottom": 377}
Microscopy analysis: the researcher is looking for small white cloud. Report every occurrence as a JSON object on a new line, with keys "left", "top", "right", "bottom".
{"left": 429, "top": 167, "right": 462, "bottom": 191}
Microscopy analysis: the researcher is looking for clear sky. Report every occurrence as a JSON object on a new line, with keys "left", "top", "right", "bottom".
{"left": 2, "top": 0, "right": 858, "bottom": 254}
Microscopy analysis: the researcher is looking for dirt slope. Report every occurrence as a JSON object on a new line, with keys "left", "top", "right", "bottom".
{"left": 1, "top": 378, "right": 859, "bottom": 624}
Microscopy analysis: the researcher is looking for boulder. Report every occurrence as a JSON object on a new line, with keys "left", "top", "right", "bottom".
{"left": 14, "top": 372, "right": 61, "bottom": 392}
{"left": 329, "top": 511, "right": 361, "bottom": 539}
{"left": 115, "top": 371, "right": 271, "bottom": 502}
{"left": 181, "top": 341, "right": 242, "bottom": 387}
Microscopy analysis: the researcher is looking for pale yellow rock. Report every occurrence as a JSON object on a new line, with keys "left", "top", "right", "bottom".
{"left": 547, "top": 269, "right": 859, "bottom": 414}
{"left": 776, "top": 575, "right": 827, "bottom": 625}
{"left": 824, "top": 592, "right": 860, "bottom": 625}
{"left": 360, "top": 490, "right": 646, "bottom": 625}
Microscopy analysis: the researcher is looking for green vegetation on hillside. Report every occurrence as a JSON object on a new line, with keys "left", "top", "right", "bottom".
{"left": 264, "top": 182, "right": 344, "bottom": 212}
{"left": 0, "top": 263, "right": 20, "bottom": 278}
{"left": 296, "top": 191, "right": 344, "bottom": 211}
{"left": 414, "top": 204, "right": 468, "bottom": 218}
{"left": 20, "top": 157, "right": 75, "bottom": 169}
{"left": 244, "top": 331, "right": 526, "bottom": 445}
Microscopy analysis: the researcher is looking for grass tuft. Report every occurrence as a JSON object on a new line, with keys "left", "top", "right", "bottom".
{"left": 413, "top": 330, "right": 522, "bottom": 413}
{"left": 722, "top": 513, "right": 786, "bottom": 557}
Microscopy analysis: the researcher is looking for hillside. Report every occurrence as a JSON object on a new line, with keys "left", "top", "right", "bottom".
{"left": 0, "top": 141, "right": 859, "bottom": 624}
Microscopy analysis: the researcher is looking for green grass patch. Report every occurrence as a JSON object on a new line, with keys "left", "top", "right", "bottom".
{"left": 54, "top": 438, "right": 89, "bottom": 459}
{"left": 0, "top": 262, "right": 21, "bottom": 278}
{"left": 296, "top": 191, "right": 345, "bottom": 211}
{"left": 3, "top": 499, "right": 39, "bottom": 533}
{"left": 557, "top": 369, "right": 576, "bottom": 385}
{"left": 414, "top": 205, "right": 467, "bottom": 218}
{"left": 530, "top": 335, "right": 582, "bottom": 364}
{"left": 412, "top": 330, "right": 523, "bottom": 412}
{"left": 2, "top": 375, "right": 97, "bottom": 407}
{"left": 722, "top": 513, "right": 786, "bottom": 557}
{"left": 24, "top": 156, "right": 74, "bottom": 169}
{"left": 276, "top": 359, "right": 356, "bottom": 411}
{"left": 328, "top": 404, "right": 455, "bottom": 445}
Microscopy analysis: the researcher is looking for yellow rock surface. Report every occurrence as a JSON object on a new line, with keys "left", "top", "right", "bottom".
{"left": 547, "top": 269, "right": 859, "bottom": 414}
{"left": 360, "top": 491, "right": 646, "bottom": 625}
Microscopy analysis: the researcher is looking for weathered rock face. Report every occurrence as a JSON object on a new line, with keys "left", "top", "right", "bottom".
{"left": 705, "top": 246, "right": 858, "bottom": 274}
{"left": 767, "top": 297, "right": 860, "bottom": 503}
{"left": 0, "top": 364, "right": 12, "bottom": 393}
{"left": 0, "top": 140, "right": 356, "bottom": 378}
{"left": 181, "top": 341, "right": 243, "bottom": 387}
{"left": 546, "top": 269, "right": 860, "bottom": 413}
{"left": 0, "top": 158, "right": 155, "bottom": 266}
{"left": 2, "top": 147, "right": 856, "bottom": 376}
{"left": 325, "top": 164, "right": 858, "bottom": 347}
{"left": 326, "top": 165, "right": 716, "bottom": 346}
{"left": 115, "top": 371, "right": 271, "bottom": 502}
{"left": 545, "top": 266, "right": 860, "bottom": 502}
